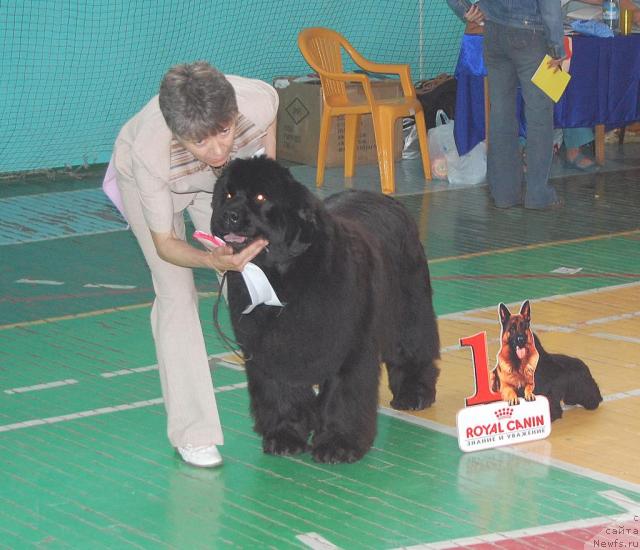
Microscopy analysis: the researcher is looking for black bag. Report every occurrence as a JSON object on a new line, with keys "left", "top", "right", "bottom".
{"left": 416, "top": 74, "right": 457, "bottom": 130}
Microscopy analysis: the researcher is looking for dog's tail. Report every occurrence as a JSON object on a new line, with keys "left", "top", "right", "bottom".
{"left": 563, "top": 360, "right": 603, "bottom": 410}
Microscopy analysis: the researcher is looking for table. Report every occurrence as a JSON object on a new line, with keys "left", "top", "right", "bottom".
{"left": 453, "top": 34, "right": 640, "bottom": 164}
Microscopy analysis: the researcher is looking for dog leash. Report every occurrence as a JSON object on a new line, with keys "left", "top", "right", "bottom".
{"left": 212, "top": 272, "right": 246, "bottom": 362}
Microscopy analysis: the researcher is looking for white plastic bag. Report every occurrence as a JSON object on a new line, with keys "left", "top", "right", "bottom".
{"left": 427, "top": 110, "right": 456, "bottom": 180}
{"left": 447, "top": 140, "right": 487, "bottom": 186}
{"left": 427, "top": 109, "right": 486, "bottom": 185}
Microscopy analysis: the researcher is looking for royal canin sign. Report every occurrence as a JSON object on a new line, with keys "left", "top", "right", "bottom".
{"left": 457, "top": 397, "right": 552, "bottom": 452}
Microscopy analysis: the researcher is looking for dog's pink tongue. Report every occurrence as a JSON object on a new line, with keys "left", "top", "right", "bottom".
{"left": 224, "top": 233, "right": 247, "bottom": 243}
{"left": 516, "top": 347, "right": 527, "bottom": 360}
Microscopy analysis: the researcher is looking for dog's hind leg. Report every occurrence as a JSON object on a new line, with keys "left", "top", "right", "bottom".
{"left": 246, "top": 367, "right": 316, "bottom": 456}
{"left": 386, "top": 355, "right": 439, "bottom": 410}
{"left": 384, "top": 301, "right": 440, "bottom": 410}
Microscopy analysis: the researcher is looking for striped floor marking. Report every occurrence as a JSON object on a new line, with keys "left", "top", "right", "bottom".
{"left": 0, "top": 188, "right": 126, "bottom": 245}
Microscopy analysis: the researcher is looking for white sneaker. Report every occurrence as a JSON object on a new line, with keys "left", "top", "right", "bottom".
{"left": 177, "top": 444, "right": 223, "bottom": 468}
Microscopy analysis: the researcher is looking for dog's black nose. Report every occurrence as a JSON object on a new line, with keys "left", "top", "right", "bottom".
{"left": 223, "top": 210, "right": 240, "bottom": 227}
{"left": 515, "top": 334, "right": 526, "bottom": 347}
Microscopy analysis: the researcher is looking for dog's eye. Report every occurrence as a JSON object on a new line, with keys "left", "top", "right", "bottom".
{"left": 226, "top": 191, "right": 235, "bottom": 200}
{"left": 254, "top": 193, "right": 267, "bottom": 204}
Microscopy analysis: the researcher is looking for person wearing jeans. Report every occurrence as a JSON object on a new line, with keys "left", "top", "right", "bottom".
{"left": 476, "top": 1, "right": 565, "bottom": 210}
{"left": 483, "top": 19, "right": 562, "bottom": 208}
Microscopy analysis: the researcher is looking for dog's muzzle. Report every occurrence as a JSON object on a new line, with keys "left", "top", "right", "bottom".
{"left": 223, "top": 209, "right": 242, "bottom": 231}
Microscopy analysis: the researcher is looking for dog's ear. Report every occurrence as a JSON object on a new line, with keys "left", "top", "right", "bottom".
{"left": 212, "top": 169, "right": 229, "bottom": 209}
{"left": 499, "top": 303, "right": 511, "bottom": 325}
{"left": 519, "top": 300, "right": 531, "bottom": 321}
{"left": 297, "top": 207, "right": 316, "bottom": 226}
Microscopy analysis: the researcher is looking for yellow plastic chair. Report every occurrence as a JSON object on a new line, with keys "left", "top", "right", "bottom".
{"left": 298, "top": 27, "right": 432, "bottom": 194}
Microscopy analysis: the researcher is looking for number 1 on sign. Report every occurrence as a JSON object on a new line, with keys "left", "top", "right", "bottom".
{"left": 460, "top": 332, "right": 502, "bottom": 406}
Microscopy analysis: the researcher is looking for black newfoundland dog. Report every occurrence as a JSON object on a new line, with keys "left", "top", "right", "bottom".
{"left": 211, "top": 157, "right": 440, "bottom": 463}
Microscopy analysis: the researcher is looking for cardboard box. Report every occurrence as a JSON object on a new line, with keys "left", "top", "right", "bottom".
{"left": 273, "top": 76, "right": 404, "bottom": 167}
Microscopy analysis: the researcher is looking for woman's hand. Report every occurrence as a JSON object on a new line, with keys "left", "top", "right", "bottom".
{"left": 205, "top": 239, "right": 269, "bottom": 274}
{"left": 547, "top": 56, "right": 564, "bottom": 73}
{"left": 464, "top": 4, "right": 484, "bottom": 24}
{"left": 150, "top": 229, "right": 268, "bottom": 273}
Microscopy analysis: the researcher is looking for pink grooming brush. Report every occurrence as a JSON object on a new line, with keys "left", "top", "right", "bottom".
{"left": 193, "top": 231, "right": 226, "bottom": 250}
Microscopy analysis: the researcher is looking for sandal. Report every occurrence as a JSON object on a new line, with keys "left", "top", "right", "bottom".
{"left": 525, "top": 198, "right": 565, "bottom": 211}
{"left": 564, "top": 151, "right": 597, "bottom": 171}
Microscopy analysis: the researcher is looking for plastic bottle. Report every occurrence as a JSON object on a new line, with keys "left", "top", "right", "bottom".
{"left": 602, "top": 0, "right": 620, "bottom": 32}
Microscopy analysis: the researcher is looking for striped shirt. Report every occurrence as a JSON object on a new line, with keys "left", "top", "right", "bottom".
{"left": 113, "top": 75, "right": 278, "bottom": 232}
{"left": 168, "top": 113, "right": 263, "bottom": 183}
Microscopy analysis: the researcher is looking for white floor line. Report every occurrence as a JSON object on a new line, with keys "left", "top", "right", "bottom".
{"left": 0, "top": 382, "right": 246, "bottom": 433}
{"left": 100, "top": 351, "right": 242, "bottom": 378}
{"left": 585, "top": 310, "right": 640, "bottom": 325}
{"left": 100, "top": 365, "right": 158, "bottom": 378}
{"left": 296, "top": 532, "right": 340, "bottom": 550}
{"left": 599, "top": 490, "right": 640, "bottom": 513}
{"left": 603, "top": 388, "right": 640, "bottom": 402}
{"left": 4, "top": 379, "right": 78, "bottom": 394}
{"left": 0, "top": 227, "right": 125, "bottom": 247}
{"left": 15, "top": 278, "right": 65, "bottom": 285}
{"left": 590, "top": 332, "right": 640, "bottom": 345}
{"left": 0, "top": 398, "right": 164, "bottom": 433}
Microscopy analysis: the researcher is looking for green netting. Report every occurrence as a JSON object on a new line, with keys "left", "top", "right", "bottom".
{"left": 0, "top": 0, "right": 464, "bottom": 174}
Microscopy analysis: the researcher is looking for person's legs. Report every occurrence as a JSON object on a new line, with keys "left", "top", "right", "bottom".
{"left": 564, "top": 127, "right": 596, "bottom": 169}
{"left": 564, "top": 127, "right": 594, "bottom": 149}
{"left": 483, "top": 21, "right": 523, "bottom": 208}
{"left": 115, "top": 176, "right": 223, "bottom": 450}
{"left": 511, "top": 28, "right": 560, "bottom": 209}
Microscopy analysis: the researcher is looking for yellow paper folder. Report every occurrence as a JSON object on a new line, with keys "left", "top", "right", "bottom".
{"left": 531, "top": 55, "right": 571, "bottom": 103}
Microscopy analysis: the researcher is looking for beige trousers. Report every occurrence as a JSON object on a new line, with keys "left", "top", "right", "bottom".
{"left": 115, "top": 174, "right": 223, "bottom": 449}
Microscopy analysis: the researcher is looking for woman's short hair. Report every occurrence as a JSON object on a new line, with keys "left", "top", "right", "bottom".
{"left": 159, "top": 61, "right": 238, "bottom": 142}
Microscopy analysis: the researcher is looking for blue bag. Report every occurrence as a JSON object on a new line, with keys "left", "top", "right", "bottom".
{"left": 570, "top": 20, "right": 615, "bottom": 38}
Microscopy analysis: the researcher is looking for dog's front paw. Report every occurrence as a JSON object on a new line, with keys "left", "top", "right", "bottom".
{"left": 262, "top": 431, "right": 309, "bottom": 456}
{"left": 311, "top": 435, "right": 366, "bottom": 464}
{"left": 502, "top": 389, "right": 519, "bottom": 406}
{"left": 524, "top": 391, "right": 536, "bottom": 402}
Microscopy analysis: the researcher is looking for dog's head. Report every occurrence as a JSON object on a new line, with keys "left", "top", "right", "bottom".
{"left": 211, "top": 156, "right": 322, "bottom": 267}
{"left": 499, "top": 301, "right": 533, "bottom": 362}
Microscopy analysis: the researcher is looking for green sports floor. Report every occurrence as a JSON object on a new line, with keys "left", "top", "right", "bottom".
{"left": 1, "top": 143, "right": 639, "bottom": 549}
